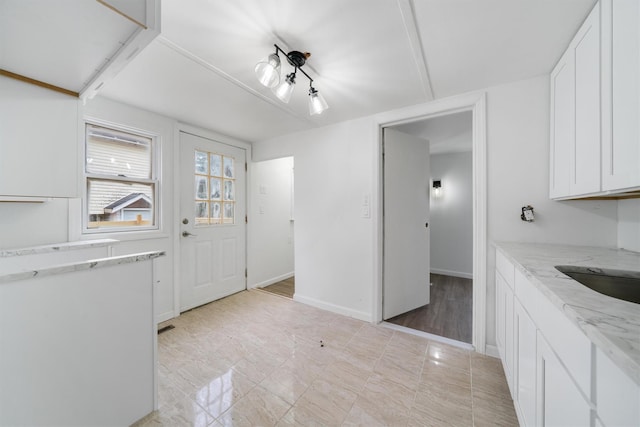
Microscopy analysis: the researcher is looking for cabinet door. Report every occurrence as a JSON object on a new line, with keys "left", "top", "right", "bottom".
{"left": 504, "top": 284, "right": 515, "bottom": 395}
{"left": 596, "top": 347, "right": 640, "bottom": 427}
{"left": 496, "top": 272, "right": 506, "bottom": 359}
{"left": 0, "top": 76, "right": 79, "bottom": 198}
{"left": 572, "top": 4, "right": 601, "bottom": 195}
{"left": 536, "top": 331, "right": 592, "bottom": 427}
{"left": 549, "top": 49, "right": 574, "bottom": 199}
{"left": 514, "top": 299, "right": 537, "bottom": 427}
{"left": 602, "top": 0, "right": 640, "bottom": 190}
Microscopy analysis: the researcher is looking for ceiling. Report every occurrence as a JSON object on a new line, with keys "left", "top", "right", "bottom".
{"left": 393, "top": 111, "right": 473, "bottom": 155}
{"left": 1, "top": 0, "right": 597, "bottom": 143}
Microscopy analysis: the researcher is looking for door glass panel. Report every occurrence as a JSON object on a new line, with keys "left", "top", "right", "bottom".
{"left": 195, "top": 151, "right": 208, "bottom": 174}
{"left": 210, "top": 178, "right": 221, "bottom": 200}
{"left": 210, "top": 154, "right": 222, "bottom": 177}
{"left": 195, "top": 202, "right": 209, "bottom": 225}
{"left": 211, "top": 202, "right": 221, "bottom": 224}
{"left": 195, "top": 176, "right": 208, "bottom": 200}
{"left": 224, "top": 180, "right": 234, "bottom": 201}
{"left": 224, "top": 157, "right": 234, "bottom": 178}
{"left": 223, "top": 202, "right": 234, "bottom": 222}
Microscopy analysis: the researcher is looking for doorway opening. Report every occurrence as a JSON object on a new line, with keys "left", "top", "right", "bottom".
{"left": 250, "top": 156, "right": 295, "bottom": 299}
{"left": 374, "top": 92, "right": 487, "bottom": 353}
{"left": 383, "top": 111, "right": 473, "bottom": 344}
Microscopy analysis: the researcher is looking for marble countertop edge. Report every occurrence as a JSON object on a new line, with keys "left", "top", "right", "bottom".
{"left": 0, "top": 239, "right": 120, "bottom": 258}
{"left": 0, "top": 251, "right": 165, "bottom": 284}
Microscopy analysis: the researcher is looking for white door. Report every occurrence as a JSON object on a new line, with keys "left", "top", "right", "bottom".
{"left": 383, "top": 128, "right": 430, "bottom": 320}
{"left": 179, "top": 132, "right": 246, "bottom": 311}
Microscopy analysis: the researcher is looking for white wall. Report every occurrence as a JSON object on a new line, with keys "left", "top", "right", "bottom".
{"left": 618, "top": 199, "right": 640, "bottom": 252}
{"left": 430, "top": 151, "right": 473, "bottom": 278}
{"left": 248, "top": 157, "right": 295, "bottom": 288}
{"left": 254, "top": 75, "right": 620, "bottom": 346}
{"left": 254, "top": 117, "right": 375, "bottom": 320}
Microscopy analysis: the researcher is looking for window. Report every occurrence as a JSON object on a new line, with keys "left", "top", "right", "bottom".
{"left": 84, "top": 123, "right": 157, "bottom": 232}
{"left": 194, "top": 150, "right": 235, "bottom": 225}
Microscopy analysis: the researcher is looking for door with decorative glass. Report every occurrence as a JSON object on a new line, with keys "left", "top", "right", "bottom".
{"left": 179, "top": 132, "right": 246, "bottom": 311}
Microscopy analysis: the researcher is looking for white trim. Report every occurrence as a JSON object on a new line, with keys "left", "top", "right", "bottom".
{"left": 381, "top": 321, "right": 474, "bottom": 350}
{"left": 430, "top": 268, "right": 473, "bottom": 280}
{"left": 485, "top": 344, "right": 500, "bottom": 359}
{"left": 293, "top": 294, "right": 371, "bottom": 322}
{"left": 252, "top": 272, "right": 294, "bottom": 289}
{"left": 372, "top": 90, "right": 488, "bottom": 354}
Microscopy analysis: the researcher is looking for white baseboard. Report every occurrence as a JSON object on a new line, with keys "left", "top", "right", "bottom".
{"left": 485, "top": 344, "right": 500, "bottom": 358}
{"left": 293, "top": 294, "right": 371, "bottom": 322}
{"left": 250, "top": 272, "right": 294, "bottom": 289}
{"left": 156, "top": 310, "right": 176, "bottom": 325}
{"left": 430, "top": 268, "right": 473, "bottom": 280}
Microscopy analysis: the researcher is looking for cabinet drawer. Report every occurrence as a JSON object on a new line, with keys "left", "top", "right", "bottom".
{"left": 515, "top": 269, "right": 592, "bottom": 398}
{"left": 496, "top": 249, "right": 515, "bottom": 289}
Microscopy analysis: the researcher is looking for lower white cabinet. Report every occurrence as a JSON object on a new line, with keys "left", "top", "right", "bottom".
{"left": 536, "top": 331, "right": 592, "bottom": 427}
{"left": 495, "top": 246, "right": 639, "bottom": 427}
{"left": 514, "top": 299, "right": 538, "bottom": 427}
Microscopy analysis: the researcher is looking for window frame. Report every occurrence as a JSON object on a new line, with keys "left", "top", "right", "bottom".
{"left": 82, "top": 121, "right": 160, "bottom": 235}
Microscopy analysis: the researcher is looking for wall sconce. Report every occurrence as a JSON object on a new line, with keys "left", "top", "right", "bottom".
{"left": 255, "top": 44, "right": 329, "bottom": 115}
{"left": 432, "top": 180, "right": 442, "bottom": 198}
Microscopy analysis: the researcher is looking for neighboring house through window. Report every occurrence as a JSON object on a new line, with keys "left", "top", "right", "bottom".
{"left": 84, "top": 123, "right": 158, "bottom": 232}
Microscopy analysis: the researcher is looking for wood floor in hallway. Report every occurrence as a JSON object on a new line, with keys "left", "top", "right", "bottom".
{"left": 386, "top": 273, "right": 472, "bottom": 343}
{"left": 261, "top": 276, "right": 295, "bottom": 299}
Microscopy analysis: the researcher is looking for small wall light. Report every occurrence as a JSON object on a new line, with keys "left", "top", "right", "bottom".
{"left": 432, "top": 180, "right": 442, "bottom": 198}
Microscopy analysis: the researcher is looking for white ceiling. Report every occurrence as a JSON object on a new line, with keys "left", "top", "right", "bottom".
{"left": 393, "top": 111, "right": 473, "bottom": 155}
{"left": 2, "top": 0, "right": 598, "bottom": 143}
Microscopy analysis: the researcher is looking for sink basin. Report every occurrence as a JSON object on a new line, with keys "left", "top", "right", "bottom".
{"left": 555, "top": 265, "right": 640, "bottom": 304}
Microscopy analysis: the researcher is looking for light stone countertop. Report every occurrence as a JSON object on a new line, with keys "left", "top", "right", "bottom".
{"left": 0, "top": 251, "right": 165, "bottom": 284}
{"left": 0, "top": 239, "right": 119, "bottom": 258}
{"left": 494, "top": 242, "right": 640, "bottom": 386}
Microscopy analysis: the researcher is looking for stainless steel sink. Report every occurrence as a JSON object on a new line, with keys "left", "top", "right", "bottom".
{"left": 555, "top": 265, "right": 640, "bottom": 304}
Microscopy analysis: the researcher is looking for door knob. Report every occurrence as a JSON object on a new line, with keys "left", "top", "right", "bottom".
{"left": 182, "top": 231, "right": 197, "bottom": 237}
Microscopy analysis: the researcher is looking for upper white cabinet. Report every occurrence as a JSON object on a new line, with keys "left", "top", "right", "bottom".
{"left": 550, "top": 3, "right": 602, "bottom": 199}
{"left": 602, "top": 0, "right": 640, "bottom": 191}
{"left": 550, "top": 0, "right": 640, "bottom": 199}
{"left": 0, "top": 76, "right": 78, "bottom": 198}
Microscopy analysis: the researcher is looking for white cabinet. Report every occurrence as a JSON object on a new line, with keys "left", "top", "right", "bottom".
{"left": 596, "top": 347, "right": 640, "bottom": 427}
{"left": 550, "top": 2, "right": 601, "bottom": 198}
{"left": 495, "top": 250, "right": 515, "bottom": 394}
{"left": 602, "top": 0, "right": 640, "bottom": 191}
{"left": 514, "top": 298, "right": 538, "bottom": 427}
{"left": 0, "top": 76, "right": 79, "bottom": 198}
{"left": 550, "top": 0, "right": 640, "bottom": 199}
{"left": 495, "top": 245, "right": 640, "bottom": 427}
{"left": 536, "top": 331, "right": 592, "bottom": 427}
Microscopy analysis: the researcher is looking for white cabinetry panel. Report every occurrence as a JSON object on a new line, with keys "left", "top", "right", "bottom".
{"left": 537, "top": 331, "right": 592, "bottom": 427}
{"left": 596, "top": 347, "right": 640, "bottom": 427}
{"left": 514, "top": 298, "right": 537, "bottom": 427}
{"left": 0, "top": 76, "right": 78, "bottom": 198}
{"left": 602, "top": 0, "right": 640, "bottom": 191}
{"left": 550, "top": 52, "right": 573, "bottom": 199}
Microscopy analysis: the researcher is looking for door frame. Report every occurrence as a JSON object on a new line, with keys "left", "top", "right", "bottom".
{"left": 172, "top": 122, "right": 252, "bottom": 318}
{"left": 373, "top": 91, "right": 487, "bottom": 353}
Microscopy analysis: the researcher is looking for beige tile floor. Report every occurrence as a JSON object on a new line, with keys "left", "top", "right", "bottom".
{"left": 135, "top": 290, "right": 518, "bottom": 427}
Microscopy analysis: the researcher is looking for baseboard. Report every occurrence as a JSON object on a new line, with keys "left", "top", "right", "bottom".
{"left": 485, "top": 344, "right": 500, "bottom": 358}
{"left": 430, "top": 268, "right": 473, "bottom": 280}
{"left": 250, "top": 271, "right": 294, "bottom": 289}
{"left": 155, "top": 310, "right": 176, "bottom": 325}
{"left": 293, "top": 294, "right": 371, "bottom": 322}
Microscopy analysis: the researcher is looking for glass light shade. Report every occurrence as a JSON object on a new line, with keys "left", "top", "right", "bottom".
{"left": 273, "top": 73, "right": 296, "bottom": 103}
{"left": 254, "top": 53, "right": 281, "bottom": 88}
{"left": 308, "top": 88, "right": 329, "bottom": 115}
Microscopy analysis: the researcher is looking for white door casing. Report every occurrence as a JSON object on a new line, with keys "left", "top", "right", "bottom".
{"left": 382, "top": 128, "right": 430, "bottom": 320}
{"left": 179, "top": 131, "right": 246, "bottom": 311}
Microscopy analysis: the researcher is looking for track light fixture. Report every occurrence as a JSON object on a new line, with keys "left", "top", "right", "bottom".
{"left": 255, "top": 44, "right": 329, "bottom": 115}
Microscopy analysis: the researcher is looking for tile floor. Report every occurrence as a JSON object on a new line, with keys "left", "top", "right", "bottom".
{"left": 135, "top": 290, "right": 518, "bottom": 427}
